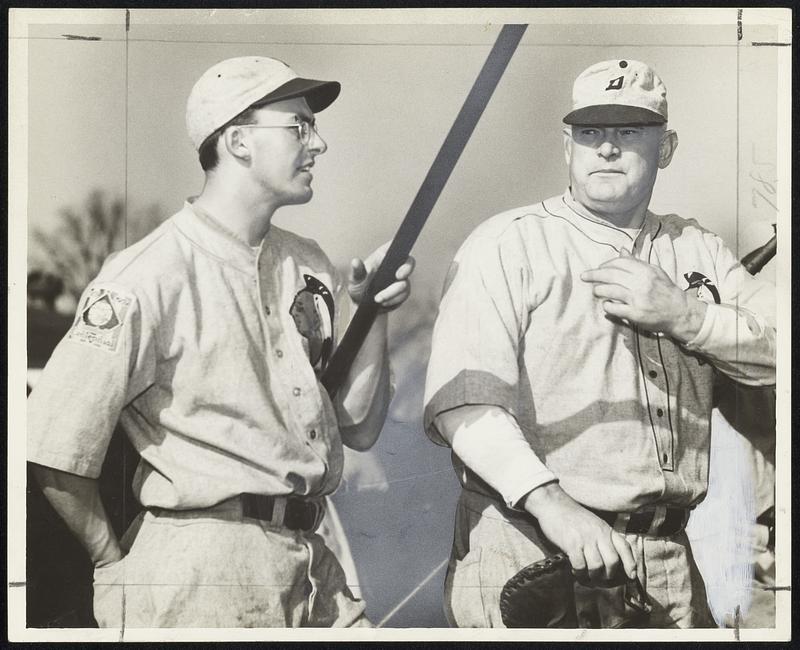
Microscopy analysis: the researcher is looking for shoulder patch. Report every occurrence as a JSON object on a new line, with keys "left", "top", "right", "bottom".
{"left": 68, "top": 285, "right": 134, "bottom": 352}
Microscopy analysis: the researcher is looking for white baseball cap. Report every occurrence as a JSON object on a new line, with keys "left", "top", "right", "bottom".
{"left": 186, "top": 56, "right": 341, "bottom": 150}
{"left": 563, "top": 59, "right": 667, "bottom": 126}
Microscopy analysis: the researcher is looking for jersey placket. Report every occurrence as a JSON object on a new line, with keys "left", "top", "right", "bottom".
{"left": 635, "top": 330, "right": 675, "bottom": 470}
{"left": 255, "top": 243, "right": 330, "bottom": 482}
{"left": 632, "top": 222, "right": 675, "bottom": 472}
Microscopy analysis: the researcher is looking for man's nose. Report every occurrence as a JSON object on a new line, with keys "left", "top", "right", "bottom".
{"left": 597, "top": 135, "right": 620, "bottom": 158}
{"left": 309, "top": 129, "right": 327, "bottom": 155}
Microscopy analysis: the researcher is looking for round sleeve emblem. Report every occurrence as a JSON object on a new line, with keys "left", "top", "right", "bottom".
{"left": 87, "top": 300, "right": 114, "bottom": 327}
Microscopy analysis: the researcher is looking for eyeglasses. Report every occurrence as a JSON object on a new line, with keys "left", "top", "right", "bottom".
{"left": 237, "top": 119, "right": 319, "bottom": 146}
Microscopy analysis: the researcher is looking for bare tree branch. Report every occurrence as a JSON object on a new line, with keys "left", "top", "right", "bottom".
{"left": 30, "top": 191, "right": 166, "bottom": 304}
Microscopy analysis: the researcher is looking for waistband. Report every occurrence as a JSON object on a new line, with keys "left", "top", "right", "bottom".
{"left": 462, "top": 487, "right": 690, "bottom": 538}
{"left": 586, "top": 504, "right": 690, "bottom": 538}
{"left": 148, "top": 493, "right": 326, "bottom": 534}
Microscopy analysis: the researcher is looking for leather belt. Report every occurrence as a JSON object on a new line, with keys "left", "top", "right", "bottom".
{"left": 463, "top": 475, "right": 691, "bottom": 539}
{"left": 587, "top": 505, "right": 690, "bottom": 538}
{"left": 240, "top": 493, "right": 325, "bottom": 533}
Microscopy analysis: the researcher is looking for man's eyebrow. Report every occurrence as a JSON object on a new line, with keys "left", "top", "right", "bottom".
{"left": 290, "top": 113, "right": 316, "bottom": 125}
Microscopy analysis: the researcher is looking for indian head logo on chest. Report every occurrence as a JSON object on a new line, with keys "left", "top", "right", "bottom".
{"left": 683, "top": 271, "right": 721, "bottom": 304}
{"left": 289, "top": 274, "right": 335, "bottom": 372}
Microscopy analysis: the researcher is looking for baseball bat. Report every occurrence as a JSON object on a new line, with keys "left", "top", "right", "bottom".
{"left": 741, "top": 231, "right": 776, "bottom": 275}
{"left": 321, "top": 24, "right": 528, "bottom": 397}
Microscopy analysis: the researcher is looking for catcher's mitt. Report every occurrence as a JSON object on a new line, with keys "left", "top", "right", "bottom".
{"left": 499, "top": 552, "right": 652, "bottom": 628}
{"left": 499, "top": 552, "right": 577, "bottom": 628}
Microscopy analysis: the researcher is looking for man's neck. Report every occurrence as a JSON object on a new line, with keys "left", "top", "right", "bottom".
{"left": 567, "top": 188, "right": 650, "bottom": 231}
{"left": 195, "top": 173, "right": 278, "bottom": 247}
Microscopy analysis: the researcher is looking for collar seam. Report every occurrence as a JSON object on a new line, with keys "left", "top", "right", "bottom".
{"left": 560, "top": 193, "right": 653, "bottom": 242}
{"left": 173, "top": 211, "right": 256, "bottom": 276}
{"left": 541, "top": 201, "right": 622, "bottom": 253}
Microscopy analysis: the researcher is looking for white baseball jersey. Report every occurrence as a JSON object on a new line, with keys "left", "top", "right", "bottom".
{"left": 28, "top": 201, "right": 350, "bottom": 509}
{"left": 424, "top": 190, "right": 775, "bottom": 512}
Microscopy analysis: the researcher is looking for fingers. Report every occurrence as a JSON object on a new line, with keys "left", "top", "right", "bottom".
{"left": 590, "top": 283, "right": 629, "bottom": 303}
{"left": 600, "top": 300, "right": 631, "bottom": 319}
{"left": 350, "top": 250, "right": 414, "bottom": 309}
{"left": 581, "top": 543, "right": 607, "bottom": 585}
{"left": 565, "top": 546, "right": 589, "bottom": 584}
{"left": 348, "top": 257, "right": 368, "bottom": 285}
{"left": 374, "top": 280, "right": 411, "bottom": 307}
{"left": 374, "top": 255, "right": 414, "bottom": 308}
{"left": 364, "top": 241, "right": 391, "bottom": 269}
{"left": 580, "top": 267, "right": 631, "bottom": 287}
{"left": 610, "top": 531, "right": 638, "bottom": 580}
{"left": 573, "top": 534, "right": 634, "bottom": 587}
{"left": 394, "top": 255, "right": 416, "bottom": 281}
{"left": 596, "top": 535, "right": 627, "bottom": 584}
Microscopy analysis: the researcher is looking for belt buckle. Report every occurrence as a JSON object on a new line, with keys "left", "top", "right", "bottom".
{"left": 286, "top": 497, "right": 325, "bottom": 533}
{"left": 309, "top": 498, "right": 326, "bottom": 532}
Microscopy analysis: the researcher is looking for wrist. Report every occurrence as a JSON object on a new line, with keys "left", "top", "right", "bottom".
{"left": 521, "top": 480, "right": 565, "bottom": 518}
{"left": 93, "top": 547, "right": 124, "bottom": 568}
{"left": 669, "top": 294, "right": 707, "bottom": 342}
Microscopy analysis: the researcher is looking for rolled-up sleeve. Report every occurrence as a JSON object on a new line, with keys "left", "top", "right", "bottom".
{"left": 424, "top": 230, "right": 531, "bottom": 445}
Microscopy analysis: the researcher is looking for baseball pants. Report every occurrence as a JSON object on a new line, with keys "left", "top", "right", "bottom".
{"left": 92, "top": 498, "right": 369, "bottom": 628}
{"left": 444, "top": 488, "right": 715, "bottom": 628}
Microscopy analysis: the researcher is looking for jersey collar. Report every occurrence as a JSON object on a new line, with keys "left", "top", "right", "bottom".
{"left": 542, "top": 189, "right": 659, "bottom": 252}
{"left": 173, "top": 199, "right": 266, "bottom": 274}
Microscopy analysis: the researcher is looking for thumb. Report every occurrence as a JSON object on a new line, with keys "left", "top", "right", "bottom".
{"left": 349, "top": 258, "right": 367, "bottom": 284}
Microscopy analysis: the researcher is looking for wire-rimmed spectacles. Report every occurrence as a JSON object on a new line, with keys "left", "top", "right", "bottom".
{"left": 238, "top": 119, "right": 319, "bottom": 146}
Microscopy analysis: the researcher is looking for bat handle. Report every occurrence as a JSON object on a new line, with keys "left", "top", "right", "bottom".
{"left": 741, "top": 234, "right": 777, "bottom": 275}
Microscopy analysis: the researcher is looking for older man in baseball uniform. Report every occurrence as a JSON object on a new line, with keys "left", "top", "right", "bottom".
{"left": 424, "top": 59, "right": 775, "bottom": 628}
{"left": 28, "top": 56, "right": 414, "bottom": 628}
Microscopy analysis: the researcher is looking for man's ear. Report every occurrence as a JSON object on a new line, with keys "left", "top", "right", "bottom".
{"left": 562, "top": 127, "right": 573, "bottom": 166}
{"left": 658, "top": 129, "right": 678, "bottom": 169}
{"left": 223, "top": 126, "right": 251, "bottom": 162}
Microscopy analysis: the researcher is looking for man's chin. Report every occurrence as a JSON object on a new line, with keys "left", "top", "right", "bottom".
{"left": 284, "top": 188, "right": 314, "bottom": 206}
{"left": 581, "top": 188, "right": 632, "bottom": 210}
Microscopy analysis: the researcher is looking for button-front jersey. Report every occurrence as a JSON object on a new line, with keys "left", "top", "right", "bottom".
{"left": 424, "top": 191, "right": 775, "bottom": 512}
{"left": 28, "top": 202, "right": 350, "bottom": 509}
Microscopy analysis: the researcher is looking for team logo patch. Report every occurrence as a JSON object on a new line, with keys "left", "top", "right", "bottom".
{"left": 605, "top": 75, "right": 624, "bottom": 91}
{"left": 68, "top": 286, "right": 132, "bottom": 352}
{"left": 683, "top": 271, "right": 721, "bottom": 304}
{"left": 289, "top": 274, "right": 335, "bottom": 372}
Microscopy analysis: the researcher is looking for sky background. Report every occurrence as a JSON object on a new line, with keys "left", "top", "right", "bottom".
{"left": 12, "top": 8, "right": 789, "bottom": 635}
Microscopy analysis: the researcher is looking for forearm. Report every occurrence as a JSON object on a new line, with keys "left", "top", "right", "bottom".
{"left": 681, "top": 300, "right": 776, "bottom": 385}
{"left": 335, "top": 313, "right": 392, "bottom": 451}
{"left": 30, "top": 463, "right": 123, "bottom": 567}
{"left": 679, "top": 244, "right": 777, "bottom": 385}
{"left": 434, "top": 405, "right": 557, "bottom": 508}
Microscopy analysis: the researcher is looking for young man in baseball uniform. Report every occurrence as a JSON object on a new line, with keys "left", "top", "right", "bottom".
{"left": 424, "top": 59, "right": 775, "bottom": 628}
{"left": 28, "top": 56, "right": 414, "bottom": 628}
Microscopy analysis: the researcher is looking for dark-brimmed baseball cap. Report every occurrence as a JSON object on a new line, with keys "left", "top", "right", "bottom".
{"left": 186, "top": 56, "right": 341, "bottom": 150}
{"left": 563, "top": 59, "right": 667, "bottom": 126}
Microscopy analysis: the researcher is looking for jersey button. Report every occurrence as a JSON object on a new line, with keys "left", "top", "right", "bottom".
{"left": 264, "top": 306, "right": 271, "bottom": 315}
{"left": 293, "top": 387, "right": 301, "bottom": 396}
{"left": 662, "top": 453, "right": 668, "bottom": 463}
{"left": 309, "top": 429, "right": 317, "bottom": 440}
{"left": 656, "top": 408, "right": 664, "bottom": 417}
{"left": 276, "top": 349, "right": 284, "bottom": 358}
{"left": 648, "top": 370, "right": 658, "bottom": 379}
